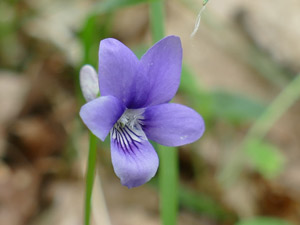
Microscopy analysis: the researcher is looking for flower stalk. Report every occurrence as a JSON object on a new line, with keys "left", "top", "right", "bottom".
{"left": 158, "top": 145, "right": 179, "bottom": 225}
{"left": 85, "top": 132, "right": 98, "bottom": 225}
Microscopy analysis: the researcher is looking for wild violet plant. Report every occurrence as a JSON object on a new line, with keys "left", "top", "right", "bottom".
{"left": 79, "top": 35, "right": 205, "bottom": 188}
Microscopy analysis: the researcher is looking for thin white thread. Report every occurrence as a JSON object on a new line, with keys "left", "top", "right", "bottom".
{"left": 190, "top": 1, "right": 209, "bottom": 37}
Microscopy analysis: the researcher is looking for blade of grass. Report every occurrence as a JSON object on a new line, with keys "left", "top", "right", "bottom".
{"left": 81, "top": 15, "right": 97, "bottom": 65}
{"left": 245, "top": 74, "right": 300, "bottom": 140}
{"left": 85, "top": 132, "right": 98, "bottom": 225}
{"left": 149, "top": 0, "right": 165, "bottom": 42}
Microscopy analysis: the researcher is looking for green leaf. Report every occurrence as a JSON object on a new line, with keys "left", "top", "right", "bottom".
{"left": 236, "top": 217, "right": 294, "bottom": 225}
{"left": 179, "top": 65, "right": 266, "bottom": 125}
{"left": 212, "top": 91, "right": 265, "bottom": 124}
{"left": 245, "top": 139, "right": 285, "bottom": 179}
{"left": 179, "top": 187, "right": 235, "bottom": 222}
{"left": 179, "top": 65, "right": 214, "bottom": 123}
{"left": 180, "top": 65, "right": 205, "bottom": 96}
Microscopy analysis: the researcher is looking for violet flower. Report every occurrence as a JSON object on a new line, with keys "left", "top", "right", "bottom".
{"left": 80, "top": 35, "right": 205, "bottom": 188}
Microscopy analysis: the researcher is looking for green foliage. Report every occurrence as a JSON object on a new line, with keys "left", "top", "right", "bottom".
{"left": 149, "top": 0, "right": 165, "bottom": 42}
{"left": 179, "top": 187, "right": 236, "bottom": 222}
{"left": 246, "top": 45, "right": 290, "bottom": 88}
{"left": 80, "top": 14, "right": 113, "bottom": 67}
{"left": 149, "top": 177, "right": 237, "bottom": 223}
{"left": 180, "top": 65, "right": 214, "bottom": 121}
{"left": 241, "top": 75, "right": 300, "bottom": 178}
{"left": 245, "top": 139, "right": 285, "bottom": 179}
{"left": 246, "top": 75, "right": 300, "bottom": 139}
{"left": 179, "top": 65, "right": 266, "bottom": 125}
{"left": 212, "top": 90, "right": 265, "bottom": 124}
{"left": 236, "top": 217, "right": 294, "bottom": 225}
{"left": 91, "top": 0, "right": 152, "bottom": 16}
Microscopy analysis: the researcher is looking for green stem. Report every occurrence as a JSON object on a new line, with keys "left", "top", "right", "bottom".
{"left": 245, "top": 74, "right": 300, "bottom": 142}
{"left": 85, "top": 132, "right": 98, "bottom": 225}
{"left": 158, "top": 145, "right": 179, "bottom": 225}
{"left": 149, "top": 0, "right": 165, "bottom": 42}
{"left": 81, "top": 15, "right": 97, "bottom": 65}
{"left": 149, "top": 1, "right": 179, "bottom": 224}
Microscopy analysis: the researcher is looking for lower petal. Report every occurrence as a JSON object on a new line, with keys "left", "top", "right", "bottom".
{"left": 143, "top": 103, "right": 205, "bottom": 146}
{"left": 110, "top": 132, "right": 159, "bottom": 188}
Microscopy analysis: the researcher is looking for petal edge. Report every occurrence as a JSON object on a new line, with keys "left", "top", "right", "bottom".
{"left": 141, "top": 35, "right": 183, "bottom": 107}
{"left": 98, "top": 38, "right": 149, "bottom": 108}
{"left": 143, "top": 103, "right": 205, "bottom": 146}
{"left": 110, "top": 137, "right": 159, "bottom": 188}
{"left": 80, "top": 96, "right": 125, "bottom": 141}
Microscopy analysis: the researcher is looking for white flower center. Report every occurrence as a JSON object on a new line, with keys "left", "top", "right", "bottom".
{"left": 111, "top": 109, "right": 147, "bottom": 150}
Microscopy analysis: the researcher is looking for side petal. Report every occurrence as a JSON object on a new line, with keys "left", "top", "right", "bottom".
{"left": 98, "top": 38, "right": 149, "bottom": 108}
{"left": 140, "top": 35, "right": 182, "bottom": 107}
{"left": 143, "top": 103, "right": 205, "bottom": 146}
{"left": 80, "top": 65, "right": 99, "bottom": 102}
{"left": 110, "top": 130, "right": 159, "bottom": 188}
{"left": 80, "top": 96, "right": 125, "bottom": 141}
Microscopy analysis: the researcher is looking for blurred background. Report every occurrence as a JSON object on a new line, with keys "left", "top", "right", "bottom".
{"left": 0, "top": 0, "right": 299, "bottom": 225}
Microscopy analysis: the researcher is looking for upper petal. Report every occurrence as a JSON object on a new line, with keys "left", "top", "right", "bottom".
{"left": 80, "top": 95, "right": 125, "bottom": 141}
{"left": 98, "top": 38, "right": 149, "bottom": 108}
{"left": 110, "top": 125, "right": 159, "bottom": 188}
{"left": 140, "top": 35, "right": 182, "bottom": 107}
{"left": 142, "top": 103, "right": 205, "bottom": 146}
{"left": 80, "top": 65, "right": 99, "bottom": 102}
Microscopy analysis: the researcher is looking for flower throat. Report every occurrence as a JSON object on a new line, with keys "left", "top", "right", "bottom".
{"left": 111, "top": 109, "right": 146, "bottom": 150}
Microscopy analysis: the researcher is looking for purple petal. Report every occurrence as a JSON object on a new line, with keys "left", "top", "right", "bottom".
{"left": 110, "top": 136, "right": 159, "bottom": 188}
{"left": 80, "top": 65, "right": 99, "bottom": 102}
{"left": 141, "top": 35, "right": 182, "bottom": 107}
{"left": 143, "top": 103, "right": 205, "bottom": 146}
{"left": 98, "top": 38, "right": 149, "bottom": 108}
{"left": 80, "top": 96, "right": 125, "bottom": 141}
